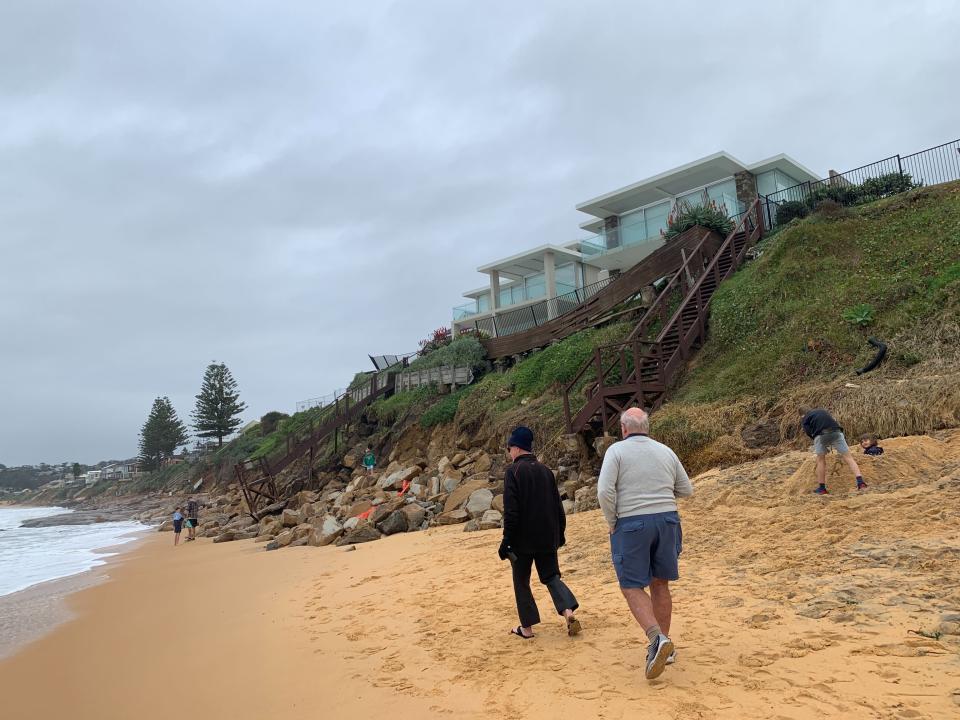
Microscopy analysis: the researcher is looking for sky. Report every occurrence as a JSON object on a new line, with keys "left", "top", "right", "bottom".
{"left": 1, "top": 0, "right": 958, "bottom": 466}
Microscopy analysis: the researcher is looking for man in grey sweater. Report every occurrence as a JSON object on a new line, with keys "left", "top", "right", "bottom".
{"left": 598, "top": 408, "right": 693, "bottom": 680}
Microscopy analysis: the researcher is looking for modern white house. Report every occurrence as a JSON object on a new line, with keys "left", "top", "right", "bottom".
{"left": 84, "top": 470, "right": 102, "bottom": 486}
{"left": 452, "top": 151, "right": 819, "bottom": 336}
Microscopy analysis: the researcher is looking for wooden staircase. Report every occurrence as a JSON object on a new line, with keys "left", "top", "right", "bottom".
{"left": 235, "top": 363, "right": 403, "bottom": 518}
{"left": 562, "top": 199, "right": 765, "bottom": 435}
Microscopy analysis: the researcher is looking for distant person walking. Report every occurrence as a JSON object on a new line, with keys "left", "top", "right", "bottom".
{"left": 172, "top": 507, "right": 184, "bottom": 546}
{"left": 362, "top": 445, "right": 376, "bottom": 475}
{"left": 598, "top": 408, "right": 693, "bottom": 680}
{"left": 185, "top": 498, "right": 200, "bottom": 541}
{"left": 499, "top": 426, "right": 581, "bottom": 640}
{"left": 800, "top": 407, "right": 866, "bottom": 494}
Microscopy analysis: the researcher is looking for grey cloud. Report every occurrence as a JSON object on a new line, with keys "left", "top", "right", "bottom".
{"left": 1, "top": 0, "right": 958, "bottom": 464}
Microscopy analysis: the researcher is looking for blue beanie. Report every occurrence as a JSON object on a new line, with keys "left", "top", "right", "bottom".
{"left": 507, "top": 426, "right": 534, "bottom": 452}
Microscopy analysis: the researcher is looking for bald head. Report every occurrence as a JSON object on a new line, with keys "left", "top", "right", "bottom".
{"left": 620, "top": 408, "right": 650, "bottom": 436}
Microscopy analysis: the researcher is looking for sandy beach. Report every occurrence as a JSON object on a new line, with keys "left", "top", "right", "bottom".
{"left": 2, "top": 431, "right": 959, "bottom": 719}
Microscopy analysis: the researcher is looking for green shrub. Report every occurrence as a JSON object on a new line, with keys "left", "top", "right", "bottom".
{"left": 806, "top": 172, "right": 920, "bottom": 211}
{"left": 663, "top": 200, "right": 734, "bottom": 240}
{"left": 842, "top": 303, "right": 875, "bottom": 327}
{"left": 775, "top": 200, "right": 808, "bottom": 224}
{"left": 259, "top": 411, "right": 289, "bottom": 436}
{"left": 407, "top": 336, "right": 487, "bottom": 374}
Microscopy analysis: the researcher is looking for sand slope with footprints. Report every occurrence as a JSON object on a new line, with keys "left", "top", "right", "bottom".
{"left": 301, "top": 430, "right": 960, "bottom": 719}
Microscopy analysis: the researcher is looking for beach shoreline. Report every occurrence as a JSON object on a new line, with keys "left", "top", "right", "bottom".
{"left": 0, "top": 528, "right": 150, "bottom": 660}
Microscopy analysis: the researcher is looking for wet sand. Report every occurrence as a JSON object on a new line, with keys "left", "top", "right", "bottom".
{"left": 1, "top": 431, "right": 958, "bottom": 719}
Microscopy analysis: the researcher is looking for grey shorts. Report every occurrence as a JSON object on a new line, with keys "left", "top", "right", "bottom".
{"left": 609, "top": 511, "right": 682, "bottom": 589}
{"left": 814, "top": 430, "right": 850, "bottom": 455}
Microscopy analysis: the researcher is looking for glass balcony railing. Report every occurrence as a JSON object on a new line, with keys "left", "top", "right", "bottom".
{"left": 452, "top": 302, "right": 481, "bottom": 321}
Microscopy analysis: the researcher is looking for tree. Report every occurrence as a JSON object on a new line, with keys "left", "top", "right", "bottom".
{"left": 192, "top": 362, "right": 247, "bottom": 447}
{"left": 139, "top": 397, "right": 189, "bottom": 470}
{"left": 71, "top": 462, "right": 82, "bottom": 479}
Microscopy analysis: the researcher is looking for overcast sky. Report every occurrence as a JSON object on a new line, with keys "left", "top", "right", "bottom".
{"left": 1, "top": 1, "right": 957, "bottom": 465}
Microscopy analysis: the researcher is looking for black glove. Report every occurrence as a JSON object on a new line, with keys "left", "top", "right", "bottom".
{"left": 498, "top": 538, "right": 511, "bottom": 561}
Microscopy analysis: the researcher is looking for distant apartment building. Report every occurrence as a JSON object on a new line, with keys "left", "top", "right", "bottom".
{"left": 452, "top": 152, "right": 818, "bottom": 336}
{"left": 102, "top": 462, "right": 141, "bottom": 482}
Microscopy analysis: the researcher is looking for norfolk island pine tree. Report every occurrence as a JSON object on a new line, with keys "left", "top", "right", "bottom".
{"left": 192, "top": 362, "right": 247, "bottom": 447}
{"left": 139, "top": 397, "right": 189, "bottom": 470}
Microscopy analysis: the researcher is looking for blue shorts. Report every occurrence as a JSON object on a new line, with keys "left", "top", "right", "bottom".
{"left": 173, "top": 520, "right": 183, "bottom": 533}
{"left": 814, "top": 431, "right": 850, "bottom": 455}
{"left": 610, "top": 511, "right": 682, "bottom": 589}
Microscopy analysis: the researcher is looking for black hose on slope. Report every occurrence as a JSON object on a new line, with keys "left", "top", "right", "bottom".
{"left": 855, "top": 337, "right": 887, "bottom": 375}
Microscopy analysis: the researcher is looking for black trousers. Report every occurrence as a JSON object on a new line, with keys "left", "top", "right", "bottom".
{"left": 511, "top": 551, "right": 579, "bottom": 628}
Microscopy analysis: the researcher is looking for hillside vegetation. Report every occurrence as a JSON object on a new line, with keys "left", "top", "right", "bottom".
{"left": 652, "top": 183, "right": 960, "bottom": 469}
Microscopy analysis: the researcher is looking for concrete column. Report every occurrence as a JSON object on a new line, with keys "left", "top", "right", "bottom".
{"left": 544, "top": 250, "right": 557, "bottom": 319}
{"left": 489, "top": 270, "right": 501, "bottom": 310}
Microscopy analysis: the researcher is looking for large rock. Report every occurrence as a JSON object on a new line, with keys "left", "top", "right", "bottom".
{"left": 465, "top": 488, "right": 494, "bottom": 517}
{"left": 593, "top": 435, "right": 617, "bottom": 459}
{"left": 259, "top": 516, "right": 282, "bottom": 537}
{"left": 401, "top": 503, "right": 426, "bottom": 528}
{"left": 441, "top": 466, "right": 463, "bottom": 493}
{"left": 574, "top": 485, "right": 599, "bottom": 513}
{"left": 343, "top": 452, "right": 358, "bottom": 469}
{"left": 347, "top": 500, "right": 372, "bottom": 518}
{"left": 308, "top": 515, "right": 344, "bottom": 546}
{"left": 472, "top": 452, "right": 492, "bottom": 473}
{"left": 337, "top": 523, "right": 381, "bottom": 545}
{"left": 212, "top": 530, "right": 236, "bottom": 543}
{"left": 450, "top": 452, "right": 467, "bottom": 467}
{"left": 491, "top": 494, "right": 504, "bottom": 513}
{"left": 281, "top": 508, "right": 301, "bottom": 527}
{"left": 293, "top": 523, "right": 314, "bottom": 541}
{"left": 562, "top": 499, "right": 575, "bottom": 515}
{"left": 158, "top": 520, "right": 174, "bottom": 532}
{"left": 444, "top": 476, "right": 491, "bottom": 513}
{"left": 463, "top": 518, "right": 481, "bottom": 532}
{"left": 274, "top": 529, "right": 295, "bottom": 548}
{"left": 377, "top": 510, "right": 409, "bottom": 536}
{"left": 479, "top": 509, "right": 502, "bottom": 530}
{"left": 436, "top": 509, "right": 469, "bottom": 525}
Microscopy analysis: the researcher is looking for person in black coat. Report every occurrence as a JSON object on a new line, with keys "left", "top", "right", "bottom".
{"left": 499, "top": 426, "right": 581, "bottom": 639}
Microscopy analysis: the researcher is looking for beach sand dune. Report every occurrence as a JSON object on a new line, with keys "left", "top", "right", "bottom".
{"left": 1, "top": 430, "right": 959, "bottom": 719}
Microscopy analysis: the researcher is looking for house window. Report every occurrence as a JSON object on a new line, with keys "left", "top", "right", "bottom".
{"left": 525, "top": 272, "right": 546, "bottom": 300}
{"left": 620, "top": 209, "right": 646, "bottom": 247}
{"left": 556, "top": 263, "right": 577, "bottom": 296}
{"left": 706, "top": 179, "right": 740, "bottom": 217}
{"left": 477, "top": 294, "right": 490, "bottom": 313}
{"left": 618, "top": 200, "right": 671, "bottom": 247}
{"left": 644, "top": 201, "right": 671, "bottom": 239}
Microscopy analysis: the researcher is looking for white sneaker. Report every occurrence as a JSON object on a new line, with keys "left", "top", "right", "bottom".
{"left": 665, "top": 650, "right": 677, "bottom": 665}
{"left": 645, "top": 634, "right": 674, "bottom": 679}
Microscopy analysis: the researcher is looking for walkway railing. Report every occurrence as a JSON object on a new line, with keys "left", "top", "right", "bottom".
{"left": 763, "top": 138, "right": 960, "bottom": 228}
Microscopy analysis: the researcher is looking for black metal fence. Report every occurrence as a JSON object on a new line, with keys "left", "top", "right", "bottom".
{"left": 461, "top": 276, "right": 615, "bottom": 338}
{"left": 763, "top": 138, "right": 960, "bottom": 228}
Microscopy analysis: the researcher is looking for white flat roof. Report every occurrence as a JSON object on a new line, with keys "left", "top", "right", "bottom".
{"left": 476, "top": 244, "right": 583, "bottom": 276}
{"left": 576, "top": 151, "right": 820, "bottom": 219}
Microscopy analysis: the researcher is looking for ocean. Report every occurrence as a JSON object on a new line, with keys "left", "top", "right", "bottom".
{"left": 0, "top": 506, "right": 146, "bottom": 597}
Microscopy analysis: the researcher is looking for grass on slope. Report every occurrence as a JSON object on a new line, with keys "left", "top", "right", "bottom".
{"left": 675, "top": 183, "right": 960, "bottom": 404}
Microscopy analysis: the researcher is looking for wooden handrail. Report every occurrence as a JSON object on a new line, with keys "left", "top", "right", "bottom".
{"left": 562, "top": 200, "right": 765, "bottom": 434}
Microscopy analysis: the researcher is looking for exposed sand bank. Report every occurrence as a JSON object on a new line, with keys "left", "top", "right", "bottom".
{"left": 1, "top": 431, "right": 959, "bottom": 719}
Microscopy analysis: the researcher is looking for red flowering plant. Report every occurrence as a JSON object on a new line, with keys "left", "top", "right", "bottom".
{"left": 418, "top": 326, "right": 453, "bottom": 356}
{"left": 662, "top": 198, "right": 734, "bottom": 240}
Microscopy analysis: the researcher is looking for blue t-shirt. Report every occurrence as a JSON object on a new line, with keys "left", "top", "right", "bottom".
{"left": 173, "top": 511, "right": 184, "bottom": 522}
